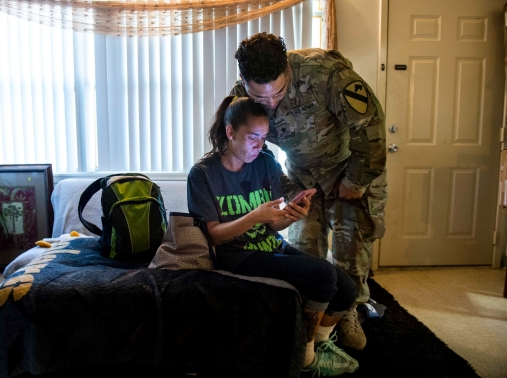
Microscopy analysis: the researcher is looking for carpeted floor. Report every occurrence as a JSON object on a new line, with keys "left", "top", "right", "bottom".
{"left": 340, "top": 278, "right": 480, "bottom": 378}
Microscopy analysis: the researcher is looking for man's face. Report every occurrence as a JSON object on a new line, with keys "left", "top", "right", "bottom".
{"left": 243, "top": 72, "right": 288, "bottom": 109}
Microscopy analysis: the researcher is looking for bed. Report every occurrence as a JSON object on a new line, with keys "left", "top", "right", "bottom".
{"left": 0, "top": 179, "right": 305, "bottom": 378}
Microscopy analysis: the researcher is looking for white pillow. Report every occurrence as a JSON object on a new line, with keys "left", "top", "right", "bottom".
{"left": 51, "top": 179, "right": 99, "bottom": 237}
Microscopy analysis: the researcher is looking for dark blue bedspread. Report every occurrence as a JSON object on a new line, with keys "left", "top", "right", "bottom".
{"left": 0, "top": 238, "right": 305, "bottom": 378}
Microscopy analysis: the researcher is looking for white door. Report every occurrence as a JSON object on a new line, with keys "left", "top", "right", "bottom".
{"left": 380, "top": 0, "right": 505, "bottom": 266}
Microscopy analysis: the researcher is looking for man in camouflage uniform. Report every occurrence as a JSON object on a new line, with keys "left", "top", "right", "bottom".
{"left": 230, "top": 32, "right": 387, "bottom": 351}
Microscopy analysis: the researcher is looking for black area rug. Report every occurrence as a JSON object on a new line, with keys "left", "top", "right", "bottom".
{"left": 340, "top": 278, "right": 480, "bottom": 378}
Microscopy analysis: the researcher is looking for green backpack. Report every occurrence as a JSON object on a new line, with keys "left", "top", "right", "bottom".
{"left": 78, "top": 173, "right": 168, "bottom": 260}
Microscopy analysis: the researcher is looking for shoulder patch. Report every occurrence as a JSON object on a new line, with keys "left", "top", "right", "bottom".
{"left": 344, "top": 80, "right": 369, "bottom": 114}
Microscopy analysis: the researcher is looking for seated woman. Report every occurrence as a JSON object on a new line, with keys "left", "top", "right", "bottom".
{"left": 187, "top": 96, "right": 359, "bottom": 377}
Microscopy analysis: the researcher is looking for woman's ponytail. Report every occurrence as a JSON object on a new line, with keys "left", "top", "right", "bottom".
{"left": 205, "top": 95, "right": 236, "bottom": 157}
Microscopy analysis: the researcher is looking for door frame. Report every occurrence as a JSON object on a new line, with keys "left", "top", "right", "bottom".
{"left": 372, "top": 0, "right": 388, "bottom": 271}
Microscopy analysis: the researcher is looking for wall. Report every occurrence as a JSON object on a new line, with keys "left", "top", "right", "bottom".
{"left": 335, "top": 0, "right": 383, "bottom": 100}
{"left": 334, "top": 0, "right": 385, "bottom": 268}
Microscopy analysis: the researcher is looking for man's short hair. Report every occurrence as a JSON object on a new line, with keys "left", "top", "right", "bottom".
{"left": 235, "top": 32, "right": 288, "bottom": 84}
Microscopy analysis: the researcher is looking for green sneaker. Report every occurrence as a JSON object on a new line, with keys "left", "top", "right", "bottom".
{"left": 301, "top": 346, "right": 359, "bottom": 377}
{"left": 315, "top": 331, "right": 359, "bottom": 374}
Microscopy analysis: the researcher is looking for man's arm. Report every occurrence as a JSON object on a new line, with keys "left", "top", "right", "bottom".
{"left": 339, "top": 92, "right": 386, "bottom": 199}
{"left": 327, "top": 64, "right": 387, "bottom": 199}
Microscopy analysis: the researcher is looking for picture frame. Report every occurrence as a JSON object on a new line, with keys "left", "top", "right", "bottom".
{"left": 0, "top": 164, "right": 54, "bottom": 268}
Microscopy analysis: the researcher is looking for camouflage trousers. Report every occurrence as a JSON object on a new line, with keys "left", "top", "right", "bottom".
{"left": 288, "top": 172, "right": 387, "bottom": 304}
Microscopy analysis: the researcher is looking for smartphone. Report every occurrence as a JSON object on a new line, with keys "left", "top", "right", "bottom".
{"left": 290, "top": 188, "right": 317, "bottom": 205}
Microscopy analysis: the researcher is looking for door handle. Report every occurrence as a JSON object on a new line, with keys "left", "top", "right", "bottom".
{"left": 388, "top": 144, "right": 399, "bottom": 153}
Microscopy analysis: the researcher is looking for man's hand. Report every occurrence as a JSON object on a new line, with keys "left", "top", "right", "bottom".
{"left": 334, "top": 183, "right": 363, "bottom": 200}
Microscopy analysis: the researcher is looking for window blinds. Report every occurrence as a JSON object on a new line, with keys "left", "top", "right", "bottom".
{"left": 0, "top": 0, "right": 314, "bottom": 176}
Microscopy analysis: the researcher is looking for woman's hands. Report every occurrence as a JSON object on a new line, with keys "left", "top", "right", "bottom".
{"left": 267, "top": 195, "right": 311, "bottom": 231}
{"left": 206, "top": 196, "right": 312, "bottom": 244}
{"left": 206, "top": 198, "right": 288, "bottom": 245}
{"left": 284, "top": 196, "right": 311, "bottom": 221}
{"left": 249, "top": 197, "right": 289, "bottom": 224}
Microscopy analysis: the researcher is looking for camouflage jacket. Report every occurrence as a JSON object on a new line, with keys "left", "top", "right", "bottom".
{"left": 230, "top": 48, "right": 386, "bottom": 197}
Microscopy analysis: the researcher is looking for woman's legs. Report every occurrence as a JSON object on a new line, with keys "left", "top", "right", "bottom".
{"left": 282, "top": 244, "right": 357, "bottom": 336}
{"left": 321, "top": 278, "right": 357, "bottom": 334}
{"left": 229, "top": 246, "right": 358, "bottom": 374}
{"left": 232, "top": 246, "right": 339, "bottom": 310}
{"left": 303, "top": 308, "right": 324, "bottom": 366}
{"left": 315, "top": 313, "right": 345, "bottom": 344}
{"left": 231, "top": 248, "right": 336, "bottom": 368}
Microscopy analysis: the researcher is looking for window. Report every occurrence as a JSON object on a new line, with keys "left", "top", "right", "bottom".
{"left": 0, "top": 0, "right": 321, "bottom": 178}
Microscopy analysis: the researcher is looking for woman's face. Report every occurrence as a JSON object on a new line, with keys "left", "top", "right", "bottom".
{"left": 225, "top": 115, "right": 269, "bottom": 170}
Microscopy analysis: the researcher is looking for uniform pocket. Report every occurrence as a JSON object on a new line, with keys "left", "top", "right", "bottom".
{"left": 364, "top": 171, "right": 387, "bottom": 240}
{"left": 367, "top": 196, "right": 386, "bottom": 239}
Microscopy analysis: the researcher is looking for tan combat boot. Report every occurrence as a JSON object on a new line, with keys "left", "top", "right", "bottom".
{"left": 337, "top": 306, "right": 367, "bottom": 351}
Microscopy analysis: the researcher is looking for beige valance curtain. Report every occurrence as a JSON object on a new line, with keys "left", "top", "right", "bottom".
{"left": 0, "top": 0, "right": 305, "bottom": 36}
{"left": 321, "top": 0, "right": 336, "bottom": 49}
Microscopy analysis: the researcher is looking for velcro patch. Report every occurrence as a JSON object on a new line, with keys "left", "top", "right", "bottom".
{"left": 344, "top": 80, "right": 369, "bottom": 114}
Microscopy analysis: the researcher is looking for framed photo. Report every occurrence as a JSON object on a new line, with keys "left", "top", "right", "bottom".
{"left": 0, "top": 164, "right": 54, "bottom": 268}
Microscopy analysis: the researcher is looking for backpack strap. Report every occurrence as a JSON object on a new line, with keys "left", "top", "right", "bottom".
{"left": 78, "top": 177, "right": 103, "bottom": 236}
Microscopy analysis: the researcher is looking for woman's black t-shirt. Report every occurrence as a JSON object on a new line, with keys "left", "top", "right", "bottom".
{"left": 187, "top": 151, "right": 285, "bottom": 269}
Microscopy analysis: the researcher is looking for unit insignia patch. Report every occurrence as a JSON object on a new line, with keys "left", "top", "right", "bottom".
{"left": 343, "top": 80, "right": 369, "bottom": 114}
